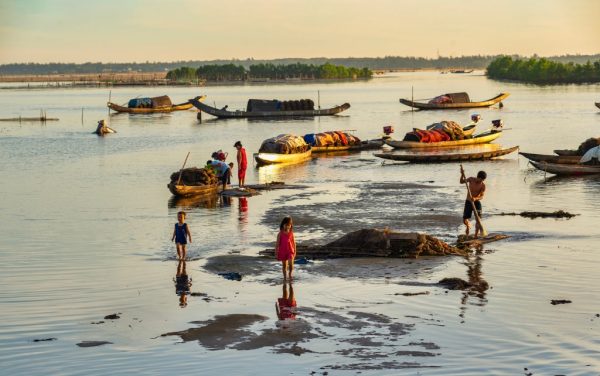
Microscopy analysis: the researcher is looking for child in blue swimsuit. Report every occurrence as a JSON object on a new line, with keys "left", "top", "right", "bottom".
{"left": 172, "top": 211, "right": 192, "bottom": 260}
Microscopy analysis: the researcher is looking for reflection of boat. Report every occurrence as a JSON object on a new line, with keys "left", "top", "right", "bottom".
{"left": 108, "top": 95, "right": 202, "bottom": 114}
{"left": 168, "top": 194, "right": 218, "bottom": 209}
{"left": 519, "top": 152, "right": 580, "bottom": 164}
{"left": 189, "top": 96, "right": 350, "bottom": 118}
{"left": 529, "top": 160, "right": 600, "bottom": 176}
{"left": 384, "top": 131, "right": 502, "bottom": 149}
{"left": 254, "top": 149, "right": 312, "bottom": 165}
{"left": 375, "top": 145, "right": 518, "bottom": 163}
{"left": 399, "top": 93, "right": 509, "bottom": 110}
{"left": 167, "top": 182, "right": 220, "bottom": 197}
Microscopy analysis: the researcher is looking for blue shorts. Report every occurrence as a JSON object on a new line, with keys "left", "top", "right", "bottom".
{"left": 463, "top": 200, "right": 482, "bottom": 219}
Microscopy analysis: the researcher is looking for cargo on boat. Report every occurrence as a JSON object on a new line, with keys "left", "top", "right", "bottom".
{"left": 400, "top": 92, "right": 509, "bottom": 110}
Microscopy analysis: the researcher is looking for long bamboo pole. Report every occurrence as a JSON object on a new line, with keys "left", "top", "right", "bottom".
{"left": 176, "top": 152, "right": 191, "bottom": 185}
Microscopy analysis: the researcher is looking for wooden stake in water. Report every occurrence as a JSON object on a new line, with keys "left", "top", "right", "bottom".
{"left": 318, "top": 90, "right": 321, "bottom": 110}
{"left": 176, "top": 152, "right": 191, "bottom": 185}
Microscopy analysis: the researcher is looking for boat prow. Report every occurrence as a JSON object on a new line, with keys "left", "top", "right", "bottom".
{"left": 384, "top": 131, "right": 502, "bottom": 149}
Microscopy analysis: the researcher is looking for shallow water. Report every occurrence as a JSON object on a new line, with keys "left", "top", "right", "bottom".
{"left": 1, "top": 72, "right": 599, "bottom": 375}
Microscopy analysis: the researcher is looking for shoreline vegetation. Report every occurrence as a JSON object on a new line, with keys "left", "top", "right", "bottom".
{"left": 487, "top": 56, "right": 600, "bottom": 84}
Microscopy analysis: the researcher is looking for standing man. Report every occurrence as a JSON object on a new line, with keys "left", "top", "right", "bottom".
{"left": 234, "top": 141, "right": 247, "bottom": 187}
{"left": 460, "top": 167, "right": 486, "bottom": 239}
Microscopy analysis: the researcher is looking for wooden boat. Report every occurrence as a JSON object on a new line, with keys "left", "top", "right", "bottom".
{"left": 167, "top": 182, "right": 220, "bottom": 197}
{"left": 553, "top": 149, "right": 579, "bottom": 156}
{"left": 254, "top": 148, "right": 313, "bottom": 165}
{"left": 450, "top": 69, "right": 474, "bottom": 74}
{"left": 519, "top": 152, "right": 580, "bottom": 164}
{"left": 384, "top": 131, "right": 502, "bottom": 149}
{"left": 108, "top": 95, "right": 203, "bottom": 114}
{"left": 189, "top": 96, "right": 350, "bottom": 118}
{"left": 529, "top": 160, "right": 600, "bottom": 176}
{"left": 595, "top": 102, "right": 600, "bottom": 110}
{"left": 399, "top": 92, "right": 509, "bottom": 110}
{"left": 374, "top": 145, "right": 518, "bottom": 163}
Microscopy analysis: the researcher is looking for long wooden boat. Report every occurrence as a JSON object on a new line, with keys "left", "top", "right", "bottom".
{"left": 108, "top": 95, "right": 204, "bottom": 114}
{"left": 519, "top": 152, "right": 580, "bottom": 164}
{"left": 167, "top": 182, "right": 220, "bottom": 197}
{"left": 529, "top": 160, "right": 600, "bottom": 176}
{"left": 374, "top": 145, "right": 518, "bottom": 163}
{"left": 189, "top": 96, "right": 350, "bottom": 118}
{"left": 399, "top": 93, "right": 509, "bottom": 110}
{"left": 384, "top": 131, "right": 502, "bottom": 149}
{"left": 254, "top": 149, "right": 312, "bottom": 165}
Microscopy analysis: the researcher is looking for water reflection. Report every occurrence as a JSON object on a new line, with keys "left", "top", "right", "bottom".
{"left": 238, "top": 197, "right": 248, "bottom": 228}
{"left": 174, "top": 260, "right": 192, "bottom": 308}
{"left": 256, "top": 160, "right": 312, "bottom": 183}
{"left": 276, "top": 282, "right": 297, "bottom": 327}
{"left": 168, "top": 194, "right": 218, "bottom": 209}
{"left": 459, "top": 247, "right": 489, "bottom": 320}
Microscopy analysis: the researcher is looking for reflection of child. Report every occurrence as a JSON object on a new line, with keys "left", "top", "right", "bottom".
{"left": 275, "top": 216, "right": 296, "bottom": 280}
{"left": 174, "top": 260, "right": 192, "bottom": 308}
{"left": 171, "top": 211, "right": 192, "bottom": 260}
{"left": 276, "top": 282, "right": 297, "bottom": 320}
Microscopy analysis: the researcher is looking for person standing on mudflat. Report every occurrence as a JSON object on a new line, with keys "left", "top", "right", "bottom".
{"left": 234, "top": 141, "right": 247, "bottom": 187}
{"left": 460, "top": 168, "right": 487, "bottom": 239}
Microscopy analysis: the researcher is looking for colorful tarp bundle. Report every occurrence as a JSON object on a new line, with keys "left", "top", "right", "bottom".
{"left": 403, "top": 120, "right": 467, "bottom": 143}
{"left": 303, "top": 131, "right": 361, "bottom": 147}
{"left": 259, "top": 134, "right": 310, "bottom": 154}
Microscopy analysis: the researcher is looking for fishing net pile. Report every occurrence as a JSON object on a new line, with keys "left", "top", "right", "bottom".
{"left": 556, "top": 137, "right": 600, "bottom": 156}
{"left": 128, "top": 95, "right": 172, "bottom": 109}
{"left": 281, "top": 99, "right": 315, "bottom": 111}
{"left": 402, "top": 120, "right": 468, "bottom": 142}
{"left": 258, "top": 134, "right": 310, "bottom": 154}
{"left": 303, "top": 131, "right": 361, "bottom": 147}
{"left": 170, "top": 167, "right": 218, "bottom": 186}
{"left": 280, "top": 229, "right": 466, "bottom": 259}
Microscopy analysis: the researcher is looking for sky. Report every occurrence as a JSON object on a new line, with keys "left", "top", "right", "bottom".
{"left": 0, "top": 0, "right": 599, "bottom": 64}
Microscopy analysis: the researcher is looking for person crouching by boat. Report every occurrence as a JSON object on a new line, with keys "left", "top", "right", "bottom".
{"left": 460, "top": 169, "right": 487, "bottom": 239}
{"left": 234, "top": 141, "right": 248, "bottom": 187}
{"left": 206, "top": 159, "right": 230, "bottom": 190}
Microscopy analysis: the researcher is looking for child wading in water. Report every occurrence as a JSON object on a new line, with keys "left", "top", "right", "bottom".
{"left": 275, "top": 216, "right": 296, "bottom": 280}
{"left": 172, "top": 211, "right": 192, "bottom": 260}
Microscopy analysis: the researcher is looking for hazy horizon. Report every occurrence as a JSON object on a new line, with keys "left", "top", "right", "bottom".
{"left": 1, "top": 0, "right": 599, "bottom": 65}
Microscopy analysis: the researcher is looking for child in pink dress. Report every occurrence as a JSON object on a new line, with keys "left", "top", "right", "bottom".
{"left": 275, "top": 216, "right": 296, "bottom": 280}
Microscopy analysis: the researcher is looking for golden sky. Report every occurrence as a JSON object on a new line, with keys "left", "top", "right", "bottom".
{"left": 0, "top": 0, "right": 599, "bottom": 63}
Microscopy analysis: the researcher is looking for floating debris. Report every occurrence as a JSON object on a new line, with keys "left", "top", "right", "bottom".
{"left": 218, "top": 272, "right": 243, "bottom": 281}
{"left": 33, "top": 338, "right": 57, "bottom": 342}
{"left": 103, "top": 313, "right": 120, "bottom": 320}
{"left": 550, "top": 299, "right": 572, "bottom": 305}
{"left": 498, "top": 210, "right": 577, "bottom": 219}
{"left": 76, "top": 341, "right": 113, "bottom": 347}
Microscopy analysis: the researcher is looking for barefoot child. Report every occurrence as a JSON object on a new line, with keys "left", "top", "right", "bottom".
{"left": 172, "top": 211, "right": 192, "bottom": 260}
{"left": 460, "top": 168, "right": 487, "bottom": 238}
{"left": 275, "top": 216, "right": 296, "bottom": 280}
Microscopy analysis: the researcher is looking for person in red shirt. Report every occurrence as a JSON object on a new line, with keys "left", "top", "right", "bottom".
{"left": 234, "top": 141, "right": 247, "bottom": 187}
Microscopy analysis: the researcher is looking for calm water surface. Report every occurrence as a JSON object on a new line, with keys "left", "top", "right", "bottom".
{"left": 1, "top": 72, "right": 599, "bottom": 375}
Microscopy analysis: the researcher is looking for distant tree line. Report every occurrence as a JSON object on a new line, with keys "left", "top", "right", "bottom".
{"left": 487, "top": 56, "right": 600, "bottom": 84}
{"left": 166, "top": 62, "right": 372, "bottom": 82}
{"left": 2, "top": 54, "right": 600, "bottom": 75}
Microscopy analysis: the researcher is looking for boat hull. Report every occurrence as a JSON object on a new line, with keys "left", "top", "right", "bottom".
{"left": 254, "top": 150, "right": 312, "bottom": 165}
{"left": 167, "top": 182, "right": 220, "bottom": 197}
{"left": 529, "top": 161, "right": 600, "bottom": 176}
{"left": 596, "top": 102, "right": 600, "bottom": 109}
{"left": 399, "top": 93, "right": 509, "bottom": 110}
{"left": 190, "top": 97, "right": 350, "bottom": 118}
{"left": 108, "top": 102, "right": 194, "bottom": 114}
{"left": 519, "top": 152, "right": 580, "bottom": 164}
{"left": 384, "top": 131, "right": 502, "bottom": 149}
{"left": 374, "top": 145, "right": 518, "bottom": 163}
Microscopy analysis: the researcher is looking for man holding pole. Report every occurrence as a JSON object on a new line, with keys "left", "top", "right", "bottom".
{"left": 460, "top": 166, "right": 487, "bottom": 239}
